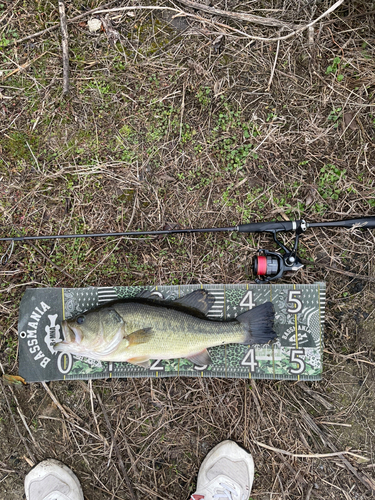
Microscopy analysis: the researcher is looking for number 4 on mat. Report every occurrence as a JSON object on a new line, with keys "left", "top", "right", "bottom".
{"left": 241, "top": 348, "right": 259, "bottom": 372}
{"left": 240, "top": 291, "right": 255, "bottom": 309}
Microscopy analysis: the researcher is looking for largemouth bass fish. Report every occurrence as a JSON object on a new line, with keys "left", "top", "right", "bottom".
{"left": 54, "top": 290, "right": 276, "bottom": 367}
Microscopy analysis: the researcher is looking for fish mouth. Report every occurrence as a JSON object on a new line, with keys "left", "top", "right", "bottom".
{"left": 54, "top": 321, "right": 83, "bottom": 353}
{"left": 61, "top": 321, "right": 82, "bottom": 344}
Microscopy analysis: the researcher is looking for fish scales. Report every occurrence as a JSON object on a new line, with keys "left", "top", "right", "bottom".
{"left": 109, "top": 302, "right": 244, "bottom": 361}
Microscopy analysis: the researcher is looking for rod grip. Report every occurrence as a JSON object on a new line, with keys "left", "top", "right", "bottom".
{"left": 237, "top": 220, "right": 296, "bottom": 233}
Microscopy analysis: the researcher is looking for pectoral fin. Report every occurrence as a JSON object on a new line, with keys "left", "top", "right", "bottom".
{"left": 187, "top": 349, "right": 212, "bottom": 366}
{"left": 127, "top": 356, "right": 150, "bottom": 368}
{"left": 126, "top": 328, "right": 153, "bottom": 346}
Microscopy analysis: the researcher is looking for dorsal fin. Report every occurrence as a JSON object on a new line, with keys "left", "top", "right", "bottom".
{"left": 173, "top": 290, "right": 215, "bottom": 315}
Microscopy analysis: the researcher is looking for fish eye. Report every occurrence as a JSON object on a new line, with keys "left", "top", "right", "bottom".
{"left": 76, "top": 316, "right": 85, "bottom": 325}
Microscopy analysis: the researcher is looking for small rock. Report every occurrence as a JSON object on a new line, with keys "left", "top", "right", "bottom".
{"left": 88, "top": 18, "right": 102, "bottom": 33}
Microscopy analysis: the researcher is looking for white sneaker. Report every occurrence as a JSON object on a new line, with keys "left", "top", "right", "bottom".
{"left": 191, "top": 440, "right": 254, "bottom": 500}
{"left": 24, "top": 459, "right": 84, "bottom": 500}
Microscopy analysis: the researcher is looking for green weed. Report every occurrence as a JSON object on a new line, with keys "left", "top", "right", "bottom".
{"left": 328, "top": 107, "right": 342, "bottom": 128}
{"left": 0, "top": 28, "right": 18, "bottom": 48}
{"left": 318, "top": 164, "right": 346, "bottom": 200}
{"left": 325, "top": 56, "right": 344, "bottom": 82}
{"left": 266, "top": 112, "right": 277, "bottom": 122}
{"left": 196, "top": 86, "right": 211, "bottom": 107}
{"left": 79, "top": 80, "right": 114, "bottom": 101}
{"left": 180, "top": 123, "right": 196, "bottom": 143}
{"left": 214, "top": 137, "right": 254, "bottom": 172}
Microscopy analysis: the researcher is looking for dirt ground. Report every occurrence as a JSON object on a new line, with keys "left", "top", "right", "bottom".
{"left": 1, "top": 0, "right": 375, "bottom": 499}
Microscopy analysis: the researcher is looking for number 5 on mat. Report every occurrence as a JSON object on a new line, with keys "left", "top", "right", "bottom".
{"left": 289, "top": 348, "right": 305, "bottom": 375}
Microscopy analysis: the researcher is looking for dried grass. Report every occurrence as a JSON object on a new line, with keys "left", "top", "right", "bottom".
{"left": 1, "top": 0, "right": 375, "bottom": 498}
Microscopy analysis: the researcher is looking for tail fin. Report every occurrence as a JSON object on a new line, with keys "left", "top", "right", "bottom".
{"left": 236, "top": 302, "right": 276, "bottom": 345}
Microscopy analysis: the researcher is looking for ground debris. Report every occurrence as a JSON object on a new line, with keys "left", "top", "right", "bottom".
{"left": 1, "top": 0, "right": 375, "bottom": 498}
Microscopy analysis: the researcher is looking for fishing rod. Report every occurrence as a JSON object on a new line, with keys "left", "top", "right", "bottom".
{"left": 1, "top": 216, "right": 375, "bottom": 282}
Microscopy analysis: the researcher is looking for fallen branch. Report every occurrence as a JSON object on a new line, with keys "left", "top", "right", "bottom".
{"left": 324, "top": 349, "right": 375, "bottom": 367}
{"left": 1, "top": 51, "right": 47, "bottom": 81}
{"left": 254, "top": 440, "right": 369, "bottom": 462}
{"left": 176, "top": 0, "right": 297, "bottom": 30}
{"left": 58, "top": 0, "right": 70, "bottom": 94}
{"left": 8, "top": 0, "right": 346, "bottom": 48}
{"left": 204, "top": 0, "right": 346, "bottom": 42}
{"left": 88, "top": 2, "right": 346, "bottom": 43}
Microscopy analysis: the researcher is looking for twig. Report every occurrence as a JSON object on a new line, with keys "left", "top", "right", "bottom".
{"left": 88, "top": 380, "right": 108, "bottom": 445}
{"left": 324, "top": 349, "right": 375, "bottom": 367}
{"left": 254, "top": 440, "right": 369, "bottom": 461}
{"left": 304, "top": 484, "right": 314, "bottom": 500}
{"left": 318, "top": 421, "right": 352, "bottom": 427}
{"left": 42, "top": 381, "right": 71, "bottom": 419}
{"left": 96, "top": 391, "right": 138, "bottom": 500}
{"left": 58, "top": 0, "right": 70, "bottom": 95}
{"left": 315, "top": 261, "right": 375, "bottom": 282}
{"left": 17, "top": 406, "right": 38, "bottom": 447}
{"left": 1, "top": 51, "right": 47, "bottom": 81}
{"left": 313, "top": 70, "right": 367, "bottom": 104}
{"left": 211, "top": 0, "right": 346, "bottom": 42}
{"left": 266, "top": 36, "right": 281, "bottom": 91}
{"left": 176, "top": 0, "right": 297, "bottom": 29}
{"left": 93, "top": 5, "right": 188, "bottom": 16}
{"left": 10, "top": 4, "right": 183, "bottom": 48}
{"left": 325, "top": 438, "right": 375, "bottom": 492}
{"left": 90, "top": 484, "right": 126, "bottom": 500}
{"left": 179, "top": 83, "right": 186, "bottom": 143}
{"left": 250, "top": 380, "right": 267, "bottom": 426}
{"left": 324, "top": 8, "right": 375, "bottom": 24}
{"left": 0, "top": 363, "right": 41, "bottom": 455}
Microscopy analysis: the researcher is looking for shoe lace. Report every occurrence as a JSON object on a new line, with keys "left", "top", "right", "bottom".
{"left": 213, "top": 481, "right": 243, "bottom": 500}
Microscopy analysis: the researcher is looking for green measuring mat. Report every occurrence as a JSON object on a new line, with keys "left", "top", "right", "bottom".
{"left": 18, "top": 283, "right": 325, "bottom": 382}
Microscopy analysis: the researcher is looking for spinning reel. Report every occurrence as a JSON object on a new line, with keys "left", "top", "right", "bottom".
{"left": 252, "top": 220, "right": 306, "bottom": 283}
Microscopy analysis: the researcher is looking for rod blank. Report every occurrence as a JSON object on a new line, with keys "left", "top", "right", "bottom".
{"left": 0, "top": 226, "right": 237, "bottom": 242}
{"left": 1, "top": 217, "right": 374, "bottom": 243}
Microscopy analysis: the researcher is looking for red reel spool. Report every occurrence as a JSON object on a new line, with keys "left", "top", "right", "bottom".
{"left": 255, "top": 255, "right": 267, "bottom": 276}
